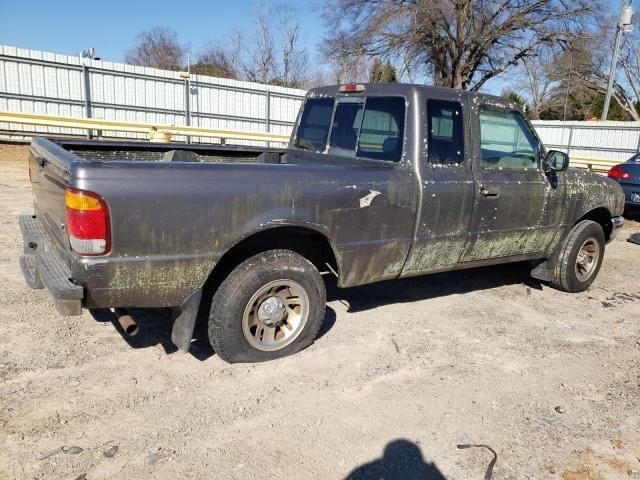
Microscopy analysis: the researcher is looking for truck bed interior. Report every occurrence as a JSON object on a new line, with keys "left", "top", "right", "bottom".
{"left": 56, "top": 139, "right": 286, "bottom": 164}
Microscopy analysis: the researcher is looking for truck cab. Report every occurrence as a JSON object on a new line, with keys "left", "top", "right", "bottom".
{"left": 289, "top": 83, "right": 623, "bottom": 283}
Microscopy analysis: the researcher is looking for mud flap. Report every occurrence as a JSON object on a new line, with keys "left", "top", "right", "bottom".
{"left": 530, "top": 248, "right": 561, "bottom": 282}
{"left": 171, "top": 288, "right": 203, "bottom": 352}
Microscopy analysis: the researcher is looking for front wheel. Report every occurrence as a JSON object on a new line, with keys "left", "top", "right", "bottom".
{"left": 550, "top": 220, "right": 605, "bottom": 293}
{"left": 208, "top": 249, "right": 326, "bottom": 363}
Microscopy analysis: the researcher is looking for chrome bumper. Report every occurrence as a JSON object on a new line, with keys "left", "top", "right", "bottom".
{"left": 19, "top": 215, "right": 83, "bottom": 315}
{"left": 609, "top": 216, "right": 625, "bottom": 242}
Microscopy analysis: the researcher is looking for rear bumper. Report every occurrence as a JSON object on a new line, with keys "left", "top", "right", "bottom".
{"left": 610, "top": 216, "right": 625, "bottom": 242}
{"left": 19, "top": 215, "right": 83, "bottom": 315}
{"left": 19, "top": 214, "right": 212, "bottom": 312}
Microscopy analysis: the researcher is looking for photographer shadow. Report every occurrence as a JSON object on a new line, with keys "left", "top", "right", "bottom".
{"left": 344, "top": 439, "right": 447, "bottom": 480}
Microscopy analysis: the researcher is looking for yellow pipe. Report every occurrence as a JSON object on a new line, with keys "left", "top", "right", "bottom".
{"left": 0, "top": 111, "right": 626, "bottom": 165}
{"left": 0, "top": 110, "right": 290, "bottom": 143}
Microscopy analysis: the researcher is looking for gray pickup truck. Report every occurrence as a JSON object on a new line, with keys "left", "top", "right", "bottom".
{"left": 19, "top": 83, "right": 625, "bottom": 363}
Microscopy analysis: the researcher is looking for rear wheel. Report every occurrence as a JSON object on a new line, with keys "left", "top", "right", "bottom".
{"left": 208, "top": 249, "right": 326, "bottom": 363}
{"left": 550, "top": 220, "right": 605, "bottom": 293}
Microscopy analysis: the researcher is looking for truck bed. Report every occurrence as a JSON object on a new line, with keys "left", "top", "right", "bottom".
{"left": 55, "top": 138, "right": 287, "bottom": 163}
{"left": 24, "top": 137, "right": 291, "bottom": 312}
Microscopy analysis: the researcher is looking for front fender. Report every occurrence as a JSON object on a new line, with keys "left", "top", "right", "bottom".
{"left": 564, "top": 169, "right": 625, "bottom": 220}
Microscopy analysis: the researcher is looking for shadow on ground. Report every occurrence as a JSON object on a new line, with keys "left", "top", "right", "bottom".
{"left": 90, "top": 304, "right": 338, "bottom": 362}
{"left": 344, "top": 439, "right": 447, "bottom": 480}
{"left": 91, "top": 261, "right": 540, "bottom": 360}
{"left": 328, "top": 261, "right": 541, "bottom": 313}
{"left": 624, "top": 207, "right": 640, "bottom": 222}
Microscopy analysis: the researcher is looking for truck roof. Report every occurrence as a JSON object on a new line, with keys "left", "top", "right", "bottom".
{"left": 307, "top": 83, "right": 507, "bottom": 105}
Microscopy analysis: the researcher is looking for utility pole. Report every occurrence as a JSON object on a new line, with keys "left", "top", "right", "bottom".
{"left": 602, "top": 0, "right": 634, "bottom": 120}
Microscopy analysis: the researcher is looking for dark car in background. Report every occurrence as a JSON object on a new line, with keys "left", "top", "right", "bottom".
{"left": 609, "top": 154, "right": 640, "bottom": 210}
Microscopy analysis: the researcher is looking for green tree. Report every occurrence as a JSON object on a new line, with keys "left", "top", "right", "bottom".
{"left": 369, "top": 59, "right": 384, "bottom": 82}
{"left": 382, "top": 61, "right": 398, "bottom": 82}
{"left": 369, "top": 60, "right": 398, "bottom": 82}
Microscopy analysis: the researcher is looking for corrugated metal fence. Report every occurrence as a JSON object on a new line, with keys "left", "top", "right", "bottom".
{"left": 2, "top": 45, "right": 640, "bottom": 165}
{"left": 0, "top": 45, "right": 305, "bottom": 144}
{"left": 531, "top": 120, "right": 640, "bottom": 164}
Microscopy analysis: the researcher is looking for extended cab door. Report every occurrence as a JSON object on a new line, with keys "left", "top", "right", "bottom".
{"left": 290, "top": 91, "right": 418, "bottom": 287}
{"left": 461, "top": 104, "right": 561, "bottom": 262}
{"left": 401, "top": 95, "right": 475, "bottom": 275}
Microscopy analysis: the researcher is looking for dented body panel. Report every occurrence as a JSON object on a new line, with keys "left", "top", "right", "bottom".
{"left": 20, "top": 83, "right": 625, "bottom": 316}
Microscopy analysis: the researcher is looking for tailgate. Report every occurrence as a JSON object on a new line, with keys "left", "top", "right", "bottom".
{"left": 28, "top": 137, "right": 75, "bottom": 255}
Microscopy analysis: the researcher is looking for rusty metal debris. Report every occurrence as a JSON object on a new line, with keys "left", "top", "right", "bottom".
{"left": 457, "top": 443, "right": 497, "bottom": 480}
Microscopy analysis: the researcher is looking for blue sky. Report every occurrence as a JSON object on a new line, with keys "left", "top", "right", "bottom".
{"left": 0, "top": 0, "right": 324, "bottom": 63}
{"left": 0, "top": 0, "right": 620, "bottom": 95}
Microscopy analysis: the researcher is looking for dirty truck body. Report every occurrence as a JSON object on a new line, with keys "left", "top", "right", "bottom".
{"left": 20, "top": 83, "right": 625, "bottom": 363}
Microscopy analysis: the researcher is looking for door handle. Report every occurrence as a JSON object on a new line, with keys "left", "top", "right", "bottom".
{"left": 480, "top": 186, "right": 500, "bottom": 197}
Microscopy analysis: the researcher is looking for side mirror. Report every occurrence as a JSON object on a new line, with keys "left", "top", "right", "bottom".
{"left": 543, "top": 150, "right": 569, "bottom": 173}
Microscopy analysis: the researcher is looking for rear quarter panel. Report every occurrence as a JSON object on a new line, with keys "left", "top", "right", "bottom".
{"left": 71, "top": 159, "right": 417, "bottom": 308}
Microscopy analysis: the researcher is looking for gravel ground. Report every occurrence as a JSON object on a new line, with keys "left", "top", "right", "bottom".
{"left": 0, "top": 143, "right": 639, "bottom": 480}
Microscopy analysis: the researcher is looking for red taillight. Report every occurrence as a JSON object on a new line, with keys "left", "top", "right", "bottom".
{"left": 608, "top": 164, "right": 631, "bottom": 180}
{"left": 64, "top": 188, "right": 110, "bottom": 255}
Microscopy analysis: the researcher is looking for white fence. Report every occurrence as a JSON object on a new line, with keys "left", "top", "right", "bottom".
{"left": 1, "top": 44, "right": 639, "bottom": 164}
{"left": 0, "top": 45, "right": 306, "bottom": 144}
{"left": 532, "top": 120, "right": 640, "bottom": 164}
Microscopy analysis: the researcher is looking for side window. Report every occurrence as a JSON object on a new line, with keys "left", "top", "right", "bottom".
{"left": 329, "top": 101, "right": 364, "bottom": 152}
{"left": 295, "top": 98, "right": 335, "bottom": 151}
{"left": 479, "top": 108, "right": 539, "bottom": 170}
{"left": 356, "top": 97, "right": 405, "bottom": 162}
{"left": 427, "top": 100, "right": 464, "bottom": 165}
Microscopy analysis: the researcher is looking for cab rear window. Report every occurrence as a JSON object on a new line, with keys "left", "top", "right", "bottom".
{"left": 295, "top": 96, "right": 405, "bottom": 162}
{"left": 295, "top": 98, "right": 334, "bottom": 151}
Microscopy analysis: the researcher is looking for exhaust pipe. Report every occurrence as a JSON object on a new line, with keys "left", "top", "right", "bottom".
{"left": 113, "top": 308, "right": 139, "bottom": 336}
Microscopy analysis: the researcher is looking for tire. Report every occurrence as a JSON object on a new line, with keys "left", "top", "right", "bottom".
{"left": 550, "top": 220, "right": 605, "bottom": 293}
{"left": 208, "top": 249, "right": 326, "bottom": 363}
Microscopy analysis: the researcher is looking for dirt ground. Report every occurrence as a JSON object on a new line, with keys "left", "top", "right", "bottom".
{"left": 0, "top": 142, "right": 639, "bottom": 480}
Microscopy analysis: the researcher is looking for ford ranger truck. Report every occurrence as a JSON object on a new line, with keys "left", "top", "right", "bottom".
{"left": 19, "top": 83, "right": 625, "bottom": 363}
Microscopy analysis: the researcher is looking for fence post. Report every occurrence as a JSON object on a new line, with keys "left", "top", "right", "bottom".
{"left": 184, "top": 78, "right": 191, "bottom": 144}
{"left": 265, "top": 90, "right": 271, "bottom": 148}
{"left": 82, "top": 64, "right": 93, "bottom": 139}
{"left": 566, "top": 124, "right": 574, "bottom": 159}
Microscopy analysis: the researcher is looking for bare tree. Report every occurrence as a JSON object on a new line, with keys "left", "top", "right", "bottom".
{"left": 243, "top": 1, "right": 310, "bottom": 87}
{"left": 553, "top": 32, "right": 640, "bottom": 120}
{"left": 615, "top": 28, "right": 640, "bottom": 119}
{"left": 244, "top": 1, "right": 276, "bottom": 84}
{"left": 192, "top": 34, "right": 243, "bottom": 79}
{"left": 321, "top": 0, "right": 601, "bottom": 91}
{"left": 274, "top": 4, "right": 310, "bottom": 87}
{"left": 125, "top": 27, "right": 185, "bottom": 71}
{"left": 516, "top": 52, "right": 557, "bottom": 119}
{"left": 328, "top": 53, "right": 371, "bottom": 84}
